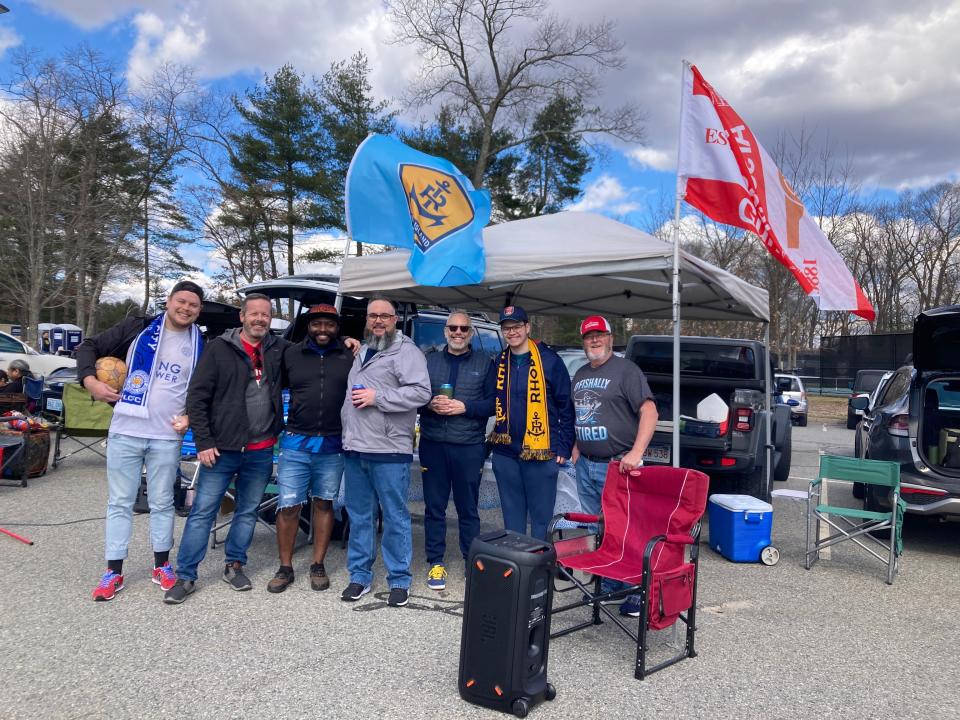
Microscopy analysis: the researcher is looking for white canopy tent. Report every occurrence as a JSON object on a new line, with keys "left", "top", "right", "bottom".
{"left": 338, "top": 211, "right": 772, "bottom": 473}
{"left": 339, "top": 212, "right": 768, "bottom": 323}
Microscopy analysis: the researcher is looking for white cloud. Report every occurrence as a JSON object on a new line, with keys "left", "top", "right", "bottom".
{"left": 0, "top": 25, "right": 21, "bottom": 57}
{"left": 568, "top": 175, "right": 640, "bottom": 215}
{"left": 628, "top": 146, "right": 674, "bottom": 172}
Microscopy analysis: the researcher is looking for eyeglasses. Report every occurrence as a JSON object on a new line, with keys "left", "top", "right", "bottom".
{"left": 445, "top": 325, "right": 472, "bottom": 333}
{"left": 501, "top": 324, "right": 525, "bottom": 335}
{"left": 367, "top": 313, "right": 396, "bottom": 321}
{"left": 252, "top": 346, "right": 263, "bottom": 371}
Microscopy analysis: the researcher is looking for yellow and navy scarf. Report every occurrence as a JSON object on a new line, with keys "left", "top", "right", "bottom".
{"left": 489, "top": 341, "right": 553, "bottom": 460}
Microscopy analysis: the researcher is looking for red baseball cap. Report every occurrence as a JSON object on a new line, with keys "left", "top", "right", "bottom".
{"left": 580, "top": 315, "right": 612, "bottom": 336}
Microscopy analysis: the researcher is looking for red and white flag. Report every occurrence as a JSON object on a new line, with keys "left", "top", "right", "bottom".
{"left": 676, "top": 64, "right": 875, "bottom": 321}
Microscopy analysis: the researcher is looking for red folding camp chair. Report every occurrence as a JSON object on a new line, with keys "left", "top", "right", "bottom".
{"left": 549, "top": 463, "right": 710, "bottom": 679}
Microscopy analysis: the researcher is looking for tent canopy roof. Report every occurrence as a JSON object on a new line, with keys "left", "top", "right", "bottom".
{"left": 339, "top": 212, "right": 768, "bottom": 323}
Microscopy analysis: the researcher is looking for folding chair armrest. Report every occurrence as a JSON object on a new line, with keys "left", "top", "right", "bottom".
{"left": 642, "top": 534, "right": 668, "bottom": 576}
{"left": 664, "top": 534, "right": 696, "bottom": 546}
{"left": 563, "top": 512, "right": 600, "bottom": 524}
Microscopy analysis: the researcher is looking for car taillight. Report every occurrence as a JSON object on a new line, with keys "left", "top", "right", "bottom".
{"left": 887, "top": 414, "right": 909, "bottom": 437}
{"left": 734, "top": 407, "right": 753, "bottom": 432}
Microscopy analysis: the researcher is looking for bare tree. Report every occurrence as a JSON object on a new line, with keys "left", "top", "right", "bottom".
{"left": 388, "top": 0, "right": 644, "bottom": 187}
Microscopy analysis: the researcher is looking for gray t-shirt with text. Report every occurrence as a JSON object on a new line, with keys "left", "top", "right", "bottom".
{"left": 111, "top": 327, "right": 194, "bottom": 440}
{"left": 573, "top": 354, "right": 654, "bottom": 458}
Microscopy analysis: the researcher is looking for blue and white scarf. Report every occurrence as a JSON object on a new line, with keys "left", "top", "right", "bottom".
{"left": 113, "top": 315, "right": 203, "bottom": 419}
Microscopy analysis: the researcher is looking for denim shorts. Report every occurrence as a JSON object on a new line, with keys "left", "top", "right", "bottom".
{"left": 276, "top": 448, "right": 344, "bottom": 507}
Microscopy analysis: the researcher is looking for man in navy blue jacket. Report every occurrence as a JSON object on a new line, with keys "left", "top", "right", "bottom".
{"left": 488, "top": 306, "right": 574, "bottom": 540}
{"left": 419, "top": 311, "right": 496, "bottom": 590}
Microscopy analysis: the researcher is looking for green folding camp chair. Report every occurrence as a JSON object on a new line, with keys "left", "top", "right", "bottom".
{"left": 805, "top": 455, "right": 903, "bottom": 584}
{"left": 52, "top": 383, "right": 113, "bottom": 468}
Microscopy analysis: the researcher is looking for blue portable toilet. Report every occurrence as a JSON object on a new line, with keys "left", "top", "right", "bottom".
{"left": 52, "top": 324, "right": 83, "bottom": 354}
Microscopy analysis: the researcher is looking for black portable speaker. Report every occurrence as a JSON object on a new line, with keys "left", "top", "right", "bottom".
{"left": 458, "top": 530, "right": 557, "bottom": 717}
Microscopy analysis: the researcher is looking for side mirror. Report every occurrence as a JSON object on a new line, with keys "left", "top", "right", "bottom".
{"left": 786, "top": 398, "right": 800, "bottom": 407}
{"left": 851, "top": 396, "right": 870, "bottom": 411}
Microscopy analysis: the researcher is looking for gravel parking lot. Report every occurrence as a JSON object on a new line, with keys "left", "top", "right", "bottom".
{"left": 1, "top": 422, "right": 958, "bottom": 720}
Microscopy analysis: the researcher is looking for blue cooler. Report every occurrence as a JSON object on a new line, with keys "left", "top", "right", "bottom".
{"left": 708, "top": 494, "right": 773, "bottom": 562}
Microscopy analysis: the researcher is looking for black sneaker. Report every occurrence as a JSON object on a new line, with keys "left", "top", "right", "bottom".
{"left": 341, "top": 582, "right": 371, "bottom": 601}
{"left": 267, "top": 566, "right": 295, "bottom": 594}
{"left": 163, "top": 579, "right": 196, "bottom": 605}
{"left": 387, "top": 587, "right": 409, "bottom": 607}
{"left": 223, "top": 562, "right": 252, "bottom": 591}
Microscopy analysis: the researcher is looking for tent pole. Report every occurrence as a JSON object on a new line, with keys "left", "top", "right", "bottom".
{"left": 764, "top": 322, "right": 773, "bottom": 497}
{"left": 671, "top": 191, "right": 682, "bottom": 468}
{"left": 334, "top": 237, "right": 353, "bottom": 312}
{"left": 671, "top": 61, "right": 690, "bottom": 469}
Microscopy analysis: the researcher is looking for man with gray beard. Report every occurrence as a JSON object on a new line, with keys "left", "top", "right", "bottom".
{"left": 339, "top": 297, "right": 431, "bottom": 608}
{"left": 571, "top": 314, "right": 657, "bottom": 618}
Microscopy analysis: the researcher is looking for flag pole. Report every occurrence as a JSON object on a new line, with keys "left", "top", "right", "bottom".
{"left": 671, "top": 60, "right": 691, "bottom": 468}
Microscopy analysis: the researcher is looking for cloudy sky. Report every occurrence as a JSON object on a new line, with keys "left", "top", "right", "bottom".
{"left": 2, "top": 0, "right": 958, "bottom": 287}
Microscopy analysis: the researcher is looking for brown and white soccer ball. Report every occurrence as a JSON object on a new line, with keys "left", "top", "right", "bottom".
{"left": 95, "top": 357, "right": 127, "bottom": 392}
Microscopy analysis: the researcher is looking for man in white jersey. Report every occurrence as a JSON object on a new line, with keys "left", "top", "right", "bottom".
{"left": 76, "top": 280, "right": 204, "bottom": 601}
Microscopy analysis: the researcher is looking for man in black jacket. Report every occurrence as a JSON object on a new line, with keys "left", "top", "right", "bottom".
{"left": 164, "top": 293, "right": 286, "bottom": 604}
{"left": 419, "top": 311, "right": 496, "bottom": 590}
{"left": 266, "top": 304, "right": 353, "bottom": 594}
{"left": 75, "top": 280, "right": 204, "bottom": 602}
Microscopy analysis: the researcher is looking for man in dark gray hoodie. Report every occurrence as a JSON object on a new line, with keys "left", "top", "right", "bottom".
{"left": 164, "top": 293, "right": 287, "bottom": 604}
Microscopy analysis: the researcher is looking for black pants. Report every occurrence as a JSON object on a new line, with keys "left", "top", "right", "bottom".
{"left": 419, "top": 439, "right": 485, "bottom": 565}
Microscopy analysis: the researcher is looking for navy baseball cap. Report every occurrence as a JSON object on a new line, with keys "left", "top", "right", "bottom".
{"left": 499, "top": 305, "right": 529, "bottom": 324}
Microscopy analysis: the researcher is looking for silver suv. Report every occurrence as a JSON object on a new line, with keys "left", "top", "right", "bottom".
{"left": 775, "top": 373, "right": 808, "bottom": 427}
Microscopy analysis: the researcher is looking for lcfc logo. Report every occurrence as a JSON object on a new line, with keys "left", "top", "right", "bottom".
{"left": 399, "top": 163, "right": 475, "bottom": 252}
{"left": 126, "top": 370, "right": 149, "bottom": 395}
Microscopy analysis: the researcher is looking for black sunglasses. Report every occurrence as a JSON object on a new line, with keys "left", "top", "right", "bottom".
{"left": 446, "top": 325, "right": 472, "bottom": 333}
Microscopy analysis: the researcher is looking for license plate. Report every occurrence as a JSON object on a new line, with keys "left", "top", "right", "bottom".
{"left": 46, "top": 398, "right": 63, "bottom": 412}
{"left": 643, "top": 444, "right": 670, "bottom": 464}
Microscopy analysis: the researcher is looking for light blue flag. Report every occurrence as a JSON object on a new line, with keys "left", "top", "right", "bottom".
{"left": 345, "top": 134, "right": 491, "bottom": 286}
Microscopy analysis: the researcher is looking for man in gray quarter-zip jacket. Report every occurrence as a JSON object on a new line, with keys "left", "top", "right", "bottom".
{"left": 339, "top": 297, "right": 431, "bottom": 608}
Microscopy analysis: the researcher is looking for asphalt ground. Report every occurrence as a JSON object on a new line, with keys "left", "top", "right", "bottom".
{"left": 1, "top": 423, "right": 958, "bottom": 720}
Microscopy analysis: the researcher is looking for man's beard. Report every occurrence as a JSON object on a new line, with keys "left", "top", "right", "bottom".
{"left": 364, "top": 328, "right": 396, "bottom": 351}
{"left": 586, "top": 348, "right": 610, "bottom": 362}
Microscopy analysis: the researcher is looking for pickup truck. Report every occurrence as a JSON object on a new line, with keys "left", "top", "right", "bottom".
{"left": 625, "top": 335, "right": 792, "bottom": 501}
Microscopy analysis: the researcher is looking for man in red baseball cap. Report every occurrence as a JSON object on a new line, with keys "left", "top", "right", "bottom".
{"left": 571, "top": 314, "right": 658, "bottom": 617}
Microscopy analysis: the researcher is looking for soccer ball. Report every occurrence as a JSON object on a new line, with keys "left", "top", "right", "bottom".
{"left": 95, "top": 357, "right": 127, "bottom": 392}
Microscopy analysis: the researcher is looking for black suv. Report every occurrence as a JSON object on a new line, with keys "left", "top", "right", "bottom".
{"left": 847, "top": 369, "right": 889, "bottom": 429}
{"left": 853, "top": 306, "right": 960, "bottom": 517}
{"left": 238, "top": 275, "right": 504, "bottom": 352}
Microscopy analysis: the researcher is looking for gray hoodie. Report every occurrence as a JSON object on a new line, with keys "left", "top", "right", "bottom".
{"left": 341, "top": 331, "right": 431, "bottom": 456}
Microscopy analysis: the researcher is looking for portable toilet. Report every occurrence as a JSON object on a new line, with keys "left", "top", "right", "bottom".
{"left": 52, "top": 324, "right": 83, "bottom": 354}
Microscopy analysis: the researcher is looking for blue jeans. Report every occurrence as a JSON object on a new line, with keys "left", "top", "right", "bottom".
{"left": 175, "top": 448, "right": 273, "bottom": 581}
{"left": 276, "top": 449, "right": 344, "bottom": 508}
{"left": 344, "top": 456, "right": 412, "bottom": 589}
{"left": 105, "top": 433, "right": 182, "bottom": 561}
{"left": 575, "top": 456, "right": 611, "bottom": 515}
{"left": 419, "top": 439, "right": 484, "bottom": 565}
{"left": 492, "top": 453, "right": 558, "bottom": 540}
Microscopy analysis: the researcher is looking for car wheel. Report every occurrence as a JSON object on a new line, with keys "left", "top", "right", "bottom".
{"left": 773, "top": 431, "right": 791, "bottom": 483}
{"left": 798, "top": 414, "right": 807, "bottom": 427}
{"left": 854, "top": 428, "right": 861, "bottom": 459}
{"left": 846, "top": 411, "right": 858, "bottom": 430}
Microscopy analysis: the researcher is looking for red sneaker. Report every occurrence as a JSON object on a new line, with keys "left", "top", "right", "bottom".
{"left": 92, "top": 570, "right": 124, "bottom": 601}
{"left": 152, "top": 562, "right": 177, "bottom": 591}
